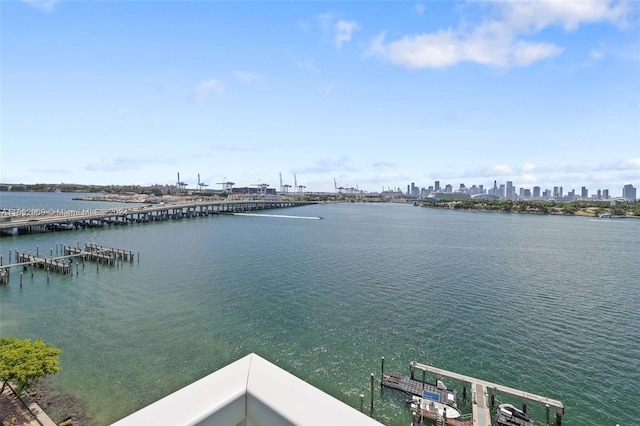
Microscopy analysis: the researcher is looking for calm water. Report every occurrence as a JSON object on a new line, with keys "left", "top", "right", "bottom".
{"left": 1, "top": 192, "right": 639, "bottom": 425}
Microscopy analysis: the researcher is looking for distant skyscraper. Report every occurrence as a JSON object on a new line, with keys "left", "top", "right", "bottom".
{"left": 581, "top": 186, "right": 588, "bottom": 199}
{"left": 533, "top": 186, "right": 540, "bottom": 198}
{"left": 506, "top": 181, "right": 514, "bottom": 200}
{"left": 435, "top": 181, "right": 440, "bottom": 191}
{"left": 603, "top": 189, "right": 609, "bottom": 199}
{"left": 622, "top": 184, "right": 637, "bottom": 201}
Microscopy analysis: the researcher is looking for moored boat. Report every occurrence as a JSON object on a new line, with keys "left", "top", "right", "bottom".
{"left": 496, "top": 403, "right": 534, "bottom": 426}
{"left": 411, "top": 395, "right": 462, "bottom": 419}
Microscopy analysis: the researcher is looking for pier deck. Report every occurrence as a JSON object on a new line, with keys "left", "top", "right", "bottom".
{"left": 0, "top": 200, "right": 316, "bottom": 237}
{"left": 382, "top": 360, "right": 564, "bottom": 426}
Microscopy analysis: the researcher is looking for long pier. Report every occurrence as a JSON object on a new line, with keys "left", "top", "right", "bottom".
{"left": 380, "top": 359, "right": 564, "bottom": 426}
{"left": 0, "top": 200, "right": 315, "bottom": 237}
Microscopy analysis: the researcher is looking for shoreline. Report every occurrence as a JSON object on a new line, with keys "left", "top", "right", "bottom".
{"left": 0, "top": 380, "right": 95, "bottom": 426}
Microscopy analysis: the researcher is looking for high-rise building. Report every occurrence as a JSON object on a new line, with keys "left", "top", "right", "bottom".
{"left": 622, "top": 184, "right": 637, "bottom": 201}
{"left": 533, "top": 186, "right": 541, "bottom": 198}
{"left": 581, "top": 186, "right": 588, "bottom": 199}
{"left": 603, "top": 189, "right": 609, "bottom": 199}
{"left": 435, "top": 181, "right": 441, "bottom": 191}
{"left": 506, "top": 181, "right": 514, "bottom": 200}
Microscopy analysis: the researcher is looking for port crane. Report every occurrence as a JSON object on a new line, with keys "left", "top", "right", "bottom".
{"left": 197, "top": 174, "right": 209, "bottom": 192}
{"left": 294, "top": 174, "right": 305, "bottom": 195}
{"left": 216, "top": 178, "right": 235, "bottom": 194}
{"left": 176, "top": 172, "right": 187, "bottom": 193}
{"left": 279, "top": 172, "right": 291, "bottom": 194}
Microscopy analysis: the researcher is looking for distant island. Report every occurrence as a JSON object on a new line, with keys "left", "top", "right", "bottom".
{"left": 1, "top": 182, "right": 638, "bottom": 218}
{"left": 416, "top": 198, "right": 640, "bottom": 218}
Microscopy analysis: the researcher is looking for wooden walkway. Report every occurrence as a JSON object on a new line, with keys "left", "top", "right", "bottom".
{"left": 382, "top": 372, "right": 457, "bottom": 405}
{"left": 0, "top": 243, "right": 136, "bottom": 285}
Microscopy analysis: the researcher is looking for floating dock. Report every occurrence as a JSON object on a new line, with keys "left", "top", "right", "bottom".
{"left": 379, "top": 358, "right": 564, "bottom": 426}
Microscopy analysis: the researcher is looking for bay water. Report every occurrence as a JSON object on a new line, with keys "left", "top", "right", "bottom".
{"left": 1, "top": 192, "right": 638, "bottom": 425}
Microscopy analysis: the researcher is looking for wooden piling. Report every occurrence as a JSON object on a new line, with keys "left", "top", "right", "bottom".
{"left": 370, "top": 373, "right": 374, "bottom": 412}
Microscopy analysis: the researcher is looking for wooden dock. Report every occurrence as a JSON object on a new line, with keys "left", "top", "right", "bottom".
{"left": 0, "top": 200, "right": 316, "bottom": 237}
{"left": 381, "top": 359, "right": 564, "bottom": 426}
{"left": 0, "top": 243, "right": 136, "bottom": 285}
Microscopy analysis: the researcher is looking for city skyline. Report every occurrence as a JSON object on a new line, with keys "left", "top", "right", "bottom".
{"left": 2, "top": 1, "right": 639, "bottom": 193}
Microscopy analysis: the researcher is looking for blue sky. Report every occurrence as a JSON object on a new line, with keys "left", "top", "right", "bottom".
{"left": 2, "top": 0, "right": 639, "bottom": 195}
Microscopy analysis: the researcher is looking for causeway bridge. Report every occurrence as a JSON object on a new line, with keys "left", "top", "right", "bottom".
{"left": 0, "top": 200, "right": 315, "bottom": 237}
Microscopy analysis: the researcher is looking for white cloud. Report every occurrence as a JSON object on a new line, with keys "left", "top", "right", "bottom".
{"left": 583, "top": 44, "right": 606, "bottom": 66}
{"left": 334, "top": 20, "right": 359, "bottom": 49}
{"left": 366, "top": 0, "right": 631, "bottom": 69}
{"left": 501, "top": 0, "right": 632, "bottom": 32}
{"left": 234, "top": 71, "right": 261, "bottom": 83}
{"left": 522, "top": 163, "right": 536, "bottom": 173}
{"left": 511, "top": 40, "right": 564, "bottom": 66}
{"left": 21, "top": 0, "right": 59, "bottom": 12}
{"left": 489, "top": 164, "right": 514, "bottom": 175}
{"left": 415, "top": 3, "right": 426, "bottom": 16}
{"left": 194, "top": 78, "right": 223, "bottom": 101}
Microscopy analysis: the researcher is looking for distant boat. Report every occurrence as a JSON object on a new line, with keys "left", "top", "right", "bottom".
{"left": 496, "top": 403, "right": 534, "bottom": 426}
{"left": 410, "top": 395, "right": 461, "bottom": 419}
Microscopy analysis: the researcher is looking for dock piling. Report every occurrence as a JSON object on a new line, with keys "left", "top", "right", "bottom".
{"left": 20, "top": 272, "right": 22, "bottom": 287}
{"left": 360, "top": 394, "right": 364, "bottom": 412}
{"left": 370, "top": 373, "right": 374, "bottom": 412}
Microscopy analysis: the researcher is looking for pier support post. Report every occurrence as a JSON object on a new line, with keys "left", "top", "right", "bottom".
{"left": 20, "top": 272, "right": 23, "bottom": 287}
{"left": 1, "top": 256, "right": 2, "bottom": 267}
{"left": 370, "top": 373, "right": 374, "bottom": 412}
{"left": 522, "top": 399, "right": 527, "bottom": 414}
{"left": 381, "top": 357, "right": 384, "bottom": 377}
{"left": 46, "top": 267, "right": 50, "bottom": 282}
{"left": 360, "top": 394, "right": 364, "bottom": 412}
{"left": 546, "top": 404, "right": 550, "bottom": 426}
{"left": 491, "top": 387, "right": 496, "bottom": 407}
{"left": 463, "top": 383, "right": 467, "bottom": 401}
{"left": 422, "top": 369, "right": 426, "bottom": 390}
{"left": 410, "top": 361, "right": 415, "bottom": 380}
{"left": 9, "top": 250, "right": 11, "bottom": 262}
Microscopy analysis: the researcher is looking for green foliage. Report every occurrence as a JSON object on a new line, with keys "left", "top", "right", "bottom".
{"left": 0, "top": 337, "right": 62, "bottom": 394}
